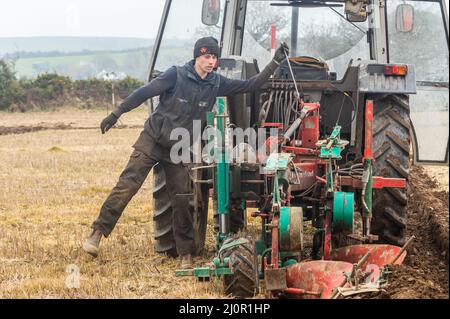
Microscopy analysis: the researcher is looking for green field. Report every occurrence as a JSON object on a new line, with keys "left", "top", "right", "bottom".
{"left": 13, "top": 46, "right": 192, "bottom": 80}
{"left": 14, "top": 50, "right": 148, "bottom": 78}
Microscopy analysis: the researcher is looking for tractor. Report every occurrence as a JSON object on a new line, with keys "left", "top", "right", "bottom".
{"left": 147, "top": 0, "right": 449, "bottom": 298}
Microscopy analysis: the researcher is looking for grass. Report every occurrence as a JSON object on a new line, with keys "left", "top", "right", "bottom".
{"left": 0, "top": 107, "right": 148, "bottom": 128}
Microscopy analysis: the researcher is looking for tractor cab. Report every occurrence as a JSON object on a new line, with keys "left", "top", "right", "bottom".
{"left": 149, "top": 0, "right": 449, "bottom": 165}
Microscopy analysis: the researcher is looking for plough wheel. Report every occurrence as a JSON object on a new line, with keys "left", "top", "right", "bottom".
{"left": 222, "top": 237, "right": 258, "bottom": 298}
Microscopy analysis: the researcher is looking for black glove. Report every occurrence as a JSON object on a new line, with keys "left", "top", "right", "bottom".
{"left": 273, "top": 42, "right": 290, "bottom": 63}
{"left": 100, "top": 113, "right": 118, "bottom": 134}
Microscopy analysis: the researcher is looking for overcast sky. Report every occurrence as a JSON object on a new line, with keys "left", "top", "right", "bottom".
{"left": 1, "top": 0, "right": 448, "bottom": 38}
{"left": 0, "top": 0, "right": 165, "bottom": 38}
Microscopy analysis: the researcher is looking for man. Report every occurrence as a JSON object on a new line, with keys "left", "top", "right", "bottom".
{"left": 82, "top": 36, "right": 289, "bottom": 268}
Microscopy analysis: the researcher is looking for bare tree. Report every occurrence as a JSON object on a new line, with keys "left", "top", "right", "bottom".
{"left": 246, "top": 2, "right": 289, "bottom": 48}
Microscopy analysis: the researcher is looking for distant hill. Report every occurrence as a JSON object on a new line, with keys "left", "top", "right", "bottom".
{"left": 1, "top": 36, "right": 194, "bottom": 81}
{"left": 13, "top": 49, "right": 152, "bottom": 80}
{"left": 0, "top": 36, "right": 155, "bottom": 55}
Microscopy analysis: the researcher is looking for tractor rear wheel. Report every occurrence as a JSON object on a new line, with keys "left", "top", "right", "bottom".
{"left": 222, "top": 237, "right": 259, "bottom": 298}
{"left": 152, "top": 163, "right": 177, "bottom": 257}
{"left": 152, "top": 163, "right": 209, "bottom": 257}
{"left": 371, "top": 94, "right": 411, "bottom": 246}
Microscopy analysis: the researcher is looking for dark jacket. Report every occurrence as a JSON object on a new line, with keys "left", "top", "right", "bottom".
{"left": 113, "top": 59, "right": 279, "bottom": 147}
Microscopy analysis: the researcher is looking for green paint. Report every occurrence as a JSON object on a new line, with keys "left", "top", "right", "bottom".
{"left": 216, "top": 97, "right": 229, "bottom": 216}
{"left": 320, "top": 146, "right": 342, "bottom": 159}
{"left": 175, "top": 266, "right": 233, "bottom": 278}
{"left": 330, "top": 125, "right": 341, "bottom": 139}
{"left": 319, "top": 125, "right": 347, "bottom": 159}
{"left": 206, "top": 112, "right": 215, "bottom": 127}
{"left": 255, "top": 237, "right": 266, "bottom": 255}
{"left": 216, "top": 232, "right": 228, "bottom": 250}
{"left": 333, "top": 191, "right": 354, "bottom": 232}
{"left": 279, "top": 206, "right": 291, "bottom": 250}
{"left": 265, "top": 153, "right": 292, "bottom": 171}
{"left": 283, "top": 259, "right": 298, "bottom": 267}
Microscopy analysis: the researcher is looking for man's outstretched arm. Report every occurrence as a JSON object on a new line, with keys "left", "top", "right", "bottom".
{"left": 100, "top": 67, "right": 177, "bottom": 134}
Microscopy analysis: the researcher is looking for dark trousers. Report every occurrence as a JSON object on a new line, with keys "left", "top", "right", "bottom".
{"left": 92, "top": 131, "right": 193, "bottom": 256}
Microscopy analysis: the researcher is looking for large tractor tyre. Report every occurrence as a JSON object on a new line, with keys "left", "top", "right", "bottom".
{"left": 371, "top": 94, "right": 411, "bottom": 246}
{"left": 222, "top": 237, "right": 259, "bottom": 298}
{"left": 152, "top": 163, "right": 177, "bottom": 257}
{"left": 152, "top": 163, "right": 209, "bottom": 257}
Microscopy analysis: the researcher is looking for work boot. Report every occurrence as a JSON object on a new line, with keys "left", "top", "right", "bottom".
{"left": 82, "top": 229, "right": 103, "bottom": 257}
{"left": 180, "top": 254, "right": 193, "bottom": 269}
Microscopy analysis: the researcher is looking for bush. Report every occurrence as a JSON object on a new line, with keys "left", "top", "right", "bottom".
{"left": 73, "top": 78, "right": 110, "bottom": 101}
{"left": 0, "top": 60, "right": 19, "bottom": 110}
{"left": 30, "top": 73, "right": 72, "bottom": 100}
{"left": 0, "top": 64, "right": 145, "bottom": 112}
{"left": 116, "top": 76, "right": 144, "bottom": 99}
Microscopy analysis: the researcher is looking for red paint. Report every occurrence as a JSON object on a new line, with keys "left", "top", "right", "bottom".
{"left": 337, "top": 176, "right": 406, "bottom": 189}
{"left": 271, "top": 25, "right": 276, "bottom": 50}
{"left": 364, "top": 100, "right": 374, "bottom": 160}
{"left": 329, "top": 244, "right": 407, "bottom": 266}
{"left": 372, "top": 176, "right": 406, "bottom": 188}
{"left": 271, "top": 215, "right": 279, "bottom": 269}
{"left": 303, "top": 102, "right": 320, "bottom": 112}
{"left": 295, "top": 162, "right": 316, "bottom": 173}
{"left": 316, "top": 176, "right": 327, "bottom": 184}
{"left": 323, "top": 212, "right": 332, "bottom": 260}
{"left": 262, "top": 122, "right": 284, "bottom": 129}
{"left": 281, "top": 146, "right": 317, "bottom": 156}
{"left": 264, "top": 135, "right": 284, "bottom": 153}
{"left": 298, "top": 104, "right": 320, "bottom": 148}
{"left": 285, "top": 260, "right": 354, "bottom": 299}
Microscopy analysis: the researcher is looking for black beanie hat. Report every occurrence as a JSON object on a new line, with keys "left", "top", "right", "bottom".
{"left": 193, "top": 36, "right": 220, "bottom": 58}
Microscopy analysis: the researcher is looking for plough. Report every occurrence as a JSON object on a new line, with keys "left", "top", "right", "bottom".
{"left": 176, "top": 96, "right": 413, "bottom": 299}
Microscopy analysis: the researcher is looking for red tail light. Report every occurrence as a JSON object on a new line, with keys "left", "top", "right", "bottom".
{"left": 384, "top": 64, "right": 408, "bottom": 76}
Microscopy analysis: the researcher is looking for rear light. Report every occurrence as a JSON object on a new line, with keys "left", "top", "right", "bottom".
{"left": 384, "top": 64, "right": 408, "bottom": 76}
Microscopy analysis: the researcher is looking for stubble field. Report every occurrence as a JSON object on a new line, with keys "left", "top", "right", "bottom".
{"left": 0, "top": 109, "right": 448, "bottom": 298}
